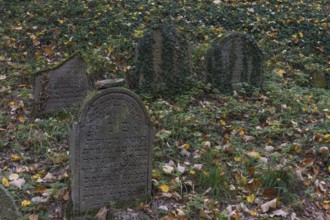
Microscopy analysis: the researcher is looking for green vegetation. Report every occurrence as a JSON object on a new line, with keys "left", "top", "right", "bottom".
{"left": 0, "top": 0, "right": 329, "bottom": 219}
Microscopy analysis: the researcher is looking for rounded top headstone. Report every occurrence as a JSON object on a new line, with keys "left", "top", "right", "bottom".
{"left": 0, "top": 185, "right": 20, "bottom": 220}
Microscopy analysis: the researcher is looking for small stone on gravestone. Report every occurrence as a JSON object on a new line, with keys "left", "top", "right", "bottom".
{"left": 0, "top": 185, "right": 20, "bottom": 220}
{"left": 95, "top": 78, "right": 126, "bottom": 90}
{"left": 206, "top": 32, "right": 263, "bottom": 94}
{"left": 33, "top": 53, "right": 89, "bottom": 113}
{"left": 69, "top": 87, "right": 153, "bottom": 219}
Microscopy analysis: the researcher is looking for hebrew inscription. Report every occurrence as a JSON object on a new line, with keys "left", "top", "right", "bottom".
{"left": 33, "top": 54, "right": 89, "bottom": 113}
{"left": 70, "top": 88, "right": 152, "bottom": 215}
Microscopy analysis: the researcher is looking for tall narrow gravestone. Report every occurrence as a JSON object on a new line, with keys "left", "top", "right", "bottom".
{"left": 33, "top": 53, "right": 89, "bottom": 113}
{"left": 133, "top": 25, "right": 192, "bottom": 98}
{"left": 0, "top": 185, "right": 20, "bottom": 220}
{"left": 70, "top": 87, "right": 153, "bottom": 218}
{"left": 206, "top": 32, "right": 263, "bottom": 94}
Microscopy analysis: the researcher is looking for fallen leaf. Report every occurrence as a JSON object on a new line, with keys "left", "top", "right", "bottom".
{"left": 159, "top": 184, "right": 170, "bottom": 193}
{"left": 8, "top": 173, "right": 19, "bottom": 180}
{"left": 29, "top": 214, "right": 38, "bottom": 220}
{"left": 260, "top": 198, "right": 277, "bottom": 213}
{"left": 319, "top": 146, "right": 329, "bottom": 154}
{"left": 11, "top": 154, "right": 21, "bottom": 162}
{"left": 163, "top": 165, "right": 174, "bottom": 174}
{"left": 177, "top": 163, "right": 185, "bottom": 173}
{"left": 2, "top": 177, "right": 9, "bottom": 187}
{"left": 22, "top": 200, "right": 31, "bottom": 207}
{"left": 246, "top": 151, "right": 260, "bottom": 158}
{"left": 247, "top": 194, "right": 255, "bottom": 203}
{"left": 95, "top": 207, "right": 107, "bottom": 220}
{"left": 10, "top": 178, "right": 26, "bottom": 189}
{"left": 0, "top": 75, "right": 6, "bottom": 80}
{"left": 270, "top": 209, "right": 288, "bottom": 217}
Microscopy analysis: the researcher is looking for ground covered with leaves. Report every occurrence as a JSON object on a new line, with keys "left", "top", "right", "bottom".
{"left": 0, "top": 0, "right": 329, "bottom": 219}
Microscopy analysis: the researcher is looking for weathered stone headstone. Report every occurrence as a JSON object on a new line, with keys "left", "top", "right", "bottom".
{"left": 70, "top": 87, "right": 153, "bottom": 218}
{"left": 33, "top": 53, "right": 89, "bottom": 113}
{"left": 206, "top": 32, "right": 263, "bottom": 94}
{"left": 133, "top": 25, "right": 192, "bottom": 98}
{"left": 0, "top": 185, "right": 20, "bottom": 220}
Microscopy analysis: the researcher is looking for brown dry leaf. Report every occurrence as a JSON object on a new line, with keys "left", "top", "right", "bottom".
{"left": 17, "top": 114, "right": 26, "bottom": 123}
{"left": 260, "top": 198, "right": 277, "bottom": 213}
{"left": 44, "top": 46, "right": 54, "bottom": 56}
{"left": 95, "top": 207, "right": 107, "bottom": 220}
{"left": 29, "top": 214, "right": 38, "bottom": 220}
{"left": 243, "top": 135, "right": 255, "bottom": 142}
{"left": 319, "top": 146, "right": 329, "bottom": 154}
{"left": 246, "top": 178, "right": 260, "bottom": 192}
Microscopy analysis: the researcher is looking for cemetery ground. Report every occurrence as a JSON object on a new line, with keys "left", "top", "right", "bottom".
{"left": 0, "top": 0, "right": 329, "bottom": 219}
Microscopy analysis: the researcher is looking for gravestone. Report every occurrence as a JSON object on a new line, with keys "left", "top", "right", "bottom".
{"left": 133, "top": 25, "right": 192, "bottom": 98}
{"left": 206, "top": 32, "right": 263, "bottom": 94}
{"left": 33, "top": 53, "right": 89, "bottom": 113}
{"left": 0, "top": 185, "right": 20, "bottom": 220}
{"left": 70, "top": 87, "right": 153, "bottom": 218}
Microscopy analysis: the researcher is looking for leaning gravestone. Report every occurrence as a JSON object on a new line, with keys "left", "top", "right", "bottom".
{"left": 133, "top": 25, "right": 192, "bottom": 98}
{"left": 33, "top": 53, "right": 89, "bottom": 113}
{"left": 69, "top": 84, "right": 153, "bottom": 219}
{"left": 206, "top": 32, "right": 263, "bottom": 94}
{"left": 0, "top": 185, "right": 20, "bottom": 220}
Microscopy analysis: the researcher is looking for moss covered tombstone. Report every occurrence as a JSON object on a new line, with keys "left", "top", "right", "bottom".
{"left": 0, "top": 185, "right": 20, "bottom": 220}
{"left": 33, "top": 53, "right": 89, "bottom": 113}
{"left": 69, "top": 87, "right": 153, "bottom": 219}
{"left": 133, "top": 25, "right": 192, "bottom": 98}
{"left": 206, "top": 32, "right": 263, "bottom": 94}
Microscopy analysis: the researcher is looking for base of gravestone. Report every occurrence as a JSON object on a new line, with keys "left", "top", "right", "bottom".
{"left": 67, "top": 196, "right": 151, "bottom": 220}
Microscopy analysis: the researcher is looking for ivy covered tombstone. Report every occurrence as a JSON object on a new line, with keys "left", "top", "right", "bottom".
{"left": 206, "top": 32, "right": 263, "bottom": 94}
{"left": 133, "top": 25, "right": 192, "bottom": 98}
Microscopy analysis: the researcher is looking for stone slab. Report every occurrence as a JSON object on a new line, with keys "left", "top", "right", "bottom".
{"left": 0, "top": 185, "right": 20, "bottom": 220}
{"left": 33, "top": 53, "right": 89, "bottom": 113}
{"left": 70, "top": 87, "right": 153, "bottom": 217}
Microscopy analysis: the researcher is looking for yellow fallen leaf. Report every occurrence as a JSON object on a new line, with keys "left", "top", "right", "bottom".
{"left": 294, "top": 144, "right": 302, "bottom": 153}
{"left": 234, "top": 157, "right": 241, "bottom": 162}
{"left": 324, "top": 134, "right": 330, "bottom": 143}
{"left": 32, "top": 174, "right": 41, "bottom": 180}
{"left": 0, "top": 56, "right": 5, "bottom": 61}
{"left": 159, "top": 184, "right": 169, "bottom": 193}
{"left": 247, "top": 194, "right": 255, "bottom": 203}
{"left": 58, "top": 19, "right": 64, "bottom": 24}
{"left": 11, "top": 154, "right": 21, "bottom": 162}
{"left": 22, "top": 200, "right": 31, "bottom": 207}
{"left": 328, "top": 165, "right": 330, "bottom": 173}
{"left": 276, "top": 69, "right": 286, "bottom": 77}
{"left": 183, "top": 144, "right": 191, "bottom": 150}
{"left": 2, "top": 177, "right": 9, "bottom": 187}
{"left": 189, "top": 170, "right": 196, "bottom": 175}
{"left": 246, "top": 151, "right": 261, "bottom": 158}
{"left": 220, "top": 119, "right": 226, "bottom": 126}
{"left": 249, "top": 210, "right": 257, "bottom": 216}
